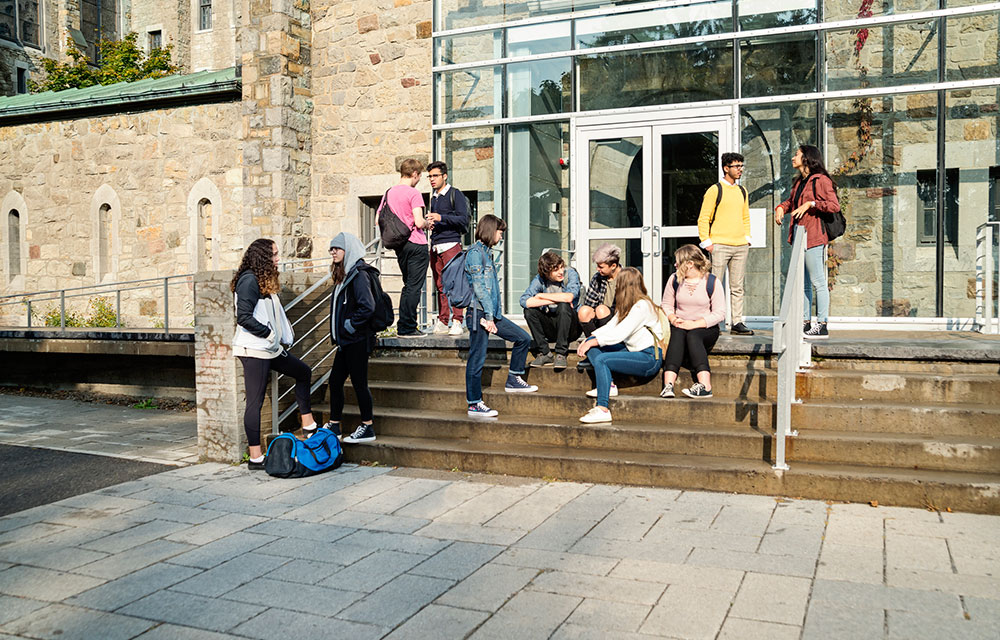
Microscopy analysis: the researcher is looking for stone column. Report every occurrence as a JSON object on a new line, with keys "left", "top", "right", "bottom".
{"left": 238, "top": 0, "right": 313, "bottom": 258}
{"left": 193, "top": 270, "right": 245, "bottom": 463}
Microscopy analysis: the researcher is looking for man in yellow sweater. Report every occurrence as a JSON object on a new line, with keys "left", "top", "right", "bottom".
{"left": 697, "top": 152, "right": 753, "bottom": 335}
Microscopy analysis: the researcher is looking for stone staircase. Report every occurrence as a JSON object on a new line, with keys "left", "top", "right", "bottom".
{"left": 302, "top": 342, "right": 1000, "bottom": 514}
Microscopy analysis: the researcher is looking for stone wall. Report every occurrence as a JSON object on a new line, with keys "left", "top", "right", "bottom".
{"left": 190, "top": 0, "right": 238, "bottom": 72}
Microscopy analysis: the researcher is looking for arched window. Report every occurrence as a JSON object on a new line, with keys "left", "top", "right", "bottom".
{"left": 2, "top": 191, "right": 28, "bottom": 287}
{"left": 187, "top": 178, "right": 223, "bottom": 272}
{"left": 98, "top": 203, "right": 112, "bottom": 280}
{"left": 7, "top": 210, "right": 20, "bottom": 277}
{"left": 198, "top": 198, "right": 213, "bottom": 271}
{"left": 90, "top": 185, "right": 121, "bottom": 283}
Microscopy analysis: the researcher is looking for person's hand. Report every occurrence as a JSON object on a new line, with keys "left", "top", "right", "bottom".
{"left": 676, "top": 319, "right": 696, "bottom": 330}
{"left": 482, "top": 319, "right": 497, "bottom": 334}
{"left": 576, "top": 336, "right": 596, "bottom": 358}
{"left": 427, "top": 212, "right": 442, "bottom": 223}
{"left": 705, "top": 245, "right": 714, "bottom": 253}
{"left": 774, "top": 207, "right": 785, "bottom": 226}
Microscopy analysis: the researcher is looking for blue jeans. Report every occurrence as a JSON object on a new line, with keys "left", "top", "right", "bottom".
{"left": 465, "top": 313, "right": 531, "bottom": 404}
{"left": 587, "top": 344, "right": 661, "bottom": 408}
{"left": 804, "top": 244, "right": 829, "bottom": 323}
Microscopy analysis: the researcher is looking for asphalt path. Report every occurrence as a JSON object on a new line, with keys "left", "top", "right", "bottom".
{"left": 1, "top": 444, "right": 173, "bottom": 516}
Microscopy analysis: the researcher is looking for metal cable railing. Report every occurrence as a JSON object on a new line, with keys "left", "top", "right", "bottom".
{"left": 976, "top": 221, "right": 999, "bottom": 334}
{"left": 770, "top": 226, "right": 810, "bottom": 471}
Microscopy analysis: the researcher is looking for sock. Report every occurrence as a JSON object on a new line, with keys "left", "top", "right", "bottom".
{"left": 249, "top": 455, "right": 264, "bottom": 463}
{"left": 303, "top": 422, "right": 317, "bottom": 431}
{"left": 581, "top": 320, "right": 596, "bottom": 336}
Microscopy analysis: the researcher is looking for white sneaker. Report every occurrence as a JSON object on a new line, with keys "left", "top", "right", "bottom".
{"left": 579, "top": 407, "right": 612, "bottom": 423}
{"left": 586, "top": 384, "right": 618, "bottom": 398}
{"left": 433, "top": 320, "right": 450, "bottom": 335}
{"left": 448, "top": 321, "right": 466, "bottom": 336}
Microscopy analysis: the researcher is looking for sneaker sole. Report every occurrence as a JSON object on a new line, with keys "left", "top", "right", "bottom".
{"left": 682, "top": 391, "right": 713, "bottom": 399}
{"left": 468, "top": 412, "right": 499, "bottom": 418}
{"left": 804, "top": 335, "right": 829, "bottom": 340}
{"left": 343, "top": 437, "right": 376, "bottom": 443}
{"left": 530, "top": 361, "right": 553, "bottom": 367}
{"left": 585, "top": 391, "right": 618, "bottom": 398}
{"left": 505, "top": 387, "right": 538, "bottom": 393}
{"left": 580, "top": 415, "right": 612, "bottom": 424}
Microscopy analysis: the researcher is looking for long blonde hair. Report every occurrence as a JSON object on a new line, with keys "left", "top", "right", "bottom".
{"left": 613, "top": 267, "right": 655, "bottom": 321}
{"left": 674, "top": 244, "right": 711, "bottom": 281}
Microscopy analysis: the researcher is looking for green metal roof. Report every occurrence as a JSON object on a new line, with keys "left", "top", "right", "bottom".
{"left": 0, "top": 67, "right": 241, "bottom": 123}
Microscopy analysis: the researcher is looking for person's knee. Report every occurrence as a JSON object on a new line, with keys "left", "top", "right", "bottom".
{"left": 595, "top": 305, "right": 611, "bottom": 319}
{"left": 578, "top": 306, "right": 595, "bottom": 323}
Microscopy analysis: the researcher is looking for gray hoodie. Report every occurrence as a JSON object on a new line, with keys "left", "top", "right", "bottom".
{"left": 330, "top": 232, "right": 368, "bottom": 340}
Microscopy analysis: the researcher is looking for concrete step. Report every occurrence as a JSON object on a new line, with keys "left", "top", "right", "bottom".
{"left": 336, "top": 405, "right": 1000, "bottom": 474}
{"left": 335, "top": 382, "right": 1000, "bottom": 438}
{"left": 338, "top": 435, "right": 1000, "bottom": 514}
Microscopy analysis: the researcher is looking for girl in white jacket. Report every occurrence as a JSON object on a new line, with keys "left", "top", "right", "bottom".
{"left": 231, "top": 238, "right": 316, "bottom": 469}
{"left": 576, "top": 267, "right": 664, "bottom": 424}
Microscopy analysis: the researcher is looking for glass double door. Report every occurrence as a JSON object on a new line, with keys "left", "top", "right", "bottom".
{"left": 575, "top": 114, "right": 733, "bottom": 302}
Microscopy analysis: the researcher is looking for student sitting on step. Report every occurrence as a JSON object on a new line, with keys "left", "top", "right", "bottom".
{"left": 577, "top": 267, "right": 664, "bottom": 424}
{"left": 660, "top": 244, "right": 726, "bottom": 399}
{"left": 520, "top": 251, "right": 582, "bottom": 371}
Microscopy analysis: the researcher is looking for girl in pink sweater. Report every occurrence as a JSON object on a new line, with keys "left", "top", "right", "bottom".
{"left": 660, "top": 245, "right": 726, "bottom": 399}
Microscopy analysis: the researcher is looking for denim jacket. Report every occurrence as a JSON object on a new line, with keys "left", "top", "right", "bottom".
{"left": 518, "top": 267, "right": 582, "bottom": 311}
{"left": 465, "top": 240, "right": 503, "bottom": 321}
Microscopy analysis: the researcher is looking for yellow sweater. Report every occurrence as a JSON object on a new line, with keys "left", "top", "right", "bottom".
{"left": 697, "top": 182, "right": 751, "bottom": 249}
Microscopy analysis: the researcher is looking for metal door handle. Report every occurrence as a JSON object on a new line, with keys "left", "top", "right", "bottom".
{"left": 653, "top": 226, "right": 661, "bottom": 257}
{"left": 641, "top": 226, "right": 651, "bottom": 257}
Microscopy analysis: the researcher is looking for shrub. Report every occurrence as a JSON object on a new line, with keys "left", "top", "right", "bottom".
{"left": 30, "top": 32, "right": 179, "bottom": 93}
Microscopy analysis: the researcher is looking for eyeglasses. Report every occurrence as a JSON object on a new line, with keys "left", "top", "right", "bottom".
{"left": 428, "top": 173, "right": 444, "bottom": 178}
{"left": 727, "top": 164, "right": 745, "bottom": 170}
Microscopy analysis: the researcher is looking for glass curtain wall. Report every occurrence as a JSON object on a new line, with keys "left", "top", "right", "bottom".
{"left": 433, "top": 0, "right": 1000, "bottom": 318}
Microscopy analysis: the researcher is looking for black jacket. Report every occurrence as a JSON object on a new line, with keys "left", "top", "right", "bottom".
{"left": 429, "top": 186, "right": 470, "bottom": 246}
{"left": 235, "top": 270, "right": 271, "bottom": 338}
{"left": 331, "top": 261, "right": 378, "bottom": 351}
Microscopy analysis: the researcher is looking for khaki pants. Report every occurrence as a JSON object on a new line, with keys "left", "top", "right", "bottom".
{"left": 711, "top": 244, "right": 749, "bottom": 324}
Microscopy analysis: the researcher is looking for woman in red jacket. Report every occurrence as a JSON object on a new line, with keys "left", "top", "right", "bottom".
{"left": 774, "top": 145, "right": 840, "bottom": 339}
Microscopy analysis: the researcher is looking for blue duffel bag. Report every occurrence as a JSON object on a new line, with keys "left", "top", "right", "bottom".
{"left": 264, "top": 427, "right": 343, "bottom": 478}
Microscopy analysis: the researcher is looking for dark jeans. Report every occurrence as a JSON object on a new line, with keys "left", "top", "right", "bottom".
{"left": 587, "top": 343, "right": 661, "bottom": 408}
{"left": 464, "top": 313, "right": 531, "bottom": 404}
{"left": 524, "top": 304, "right": 581, "bottom": 356}
{"left": 328, "top": 341, "right": 373, "bottom": 423}
{"left": 238, "top": 352, "right": 312, "bottom": 447}
{"left": 663, "top": 325, "right": 721, "bottom": 375}
{"left": 430, "top": 243, "right": 464, "bottom": 324}
{"left": 396, "top": 241, "right": 430, "bottom": 334}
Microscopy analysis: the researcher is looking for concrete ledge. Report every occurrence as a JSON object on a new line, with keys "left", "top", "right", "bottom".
{"left": 0, "top": 335, "right": 194, "bottom": 357}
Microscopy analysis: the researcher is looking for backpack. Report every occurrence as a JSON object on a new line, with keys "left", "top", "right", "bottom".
{"left": 809, "top": 180, "right": 847, "bottom": 242}
{"left": 377, "top": 188, "right": 412, "bottom": 251}
{"left": 365, "top": 268, "right": 394, "bottom": 333}
{"left": 671, "top": 272, "right": 717, "bottom": 298}
{"left": 264, "top": 428, "right": 343, "bottom": 479}
{"left": 708, "top": 182, "right": 748, "bottom": 231}
{"left": 441, "top": 248, "right": 475, "bottom": 308}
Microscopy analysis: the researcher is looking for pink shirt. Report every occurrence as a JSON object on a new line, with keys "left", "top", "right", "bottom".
{"left": 660, "top": 273, "right": 726, "bottom": 328}
{"left": 386, "top": 185, "right": 427, "bottom": 245}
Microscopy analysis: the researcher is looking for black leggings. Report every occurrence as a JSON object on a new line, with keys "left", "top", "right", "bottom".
{"left": 239, "top": 352, "right": 312, "bottom": 447}
{"left": 663, "top": 325, "right": 720, "bottom": 375}
{"left": 328, "top": 341, "right": 374, "bottom": 423}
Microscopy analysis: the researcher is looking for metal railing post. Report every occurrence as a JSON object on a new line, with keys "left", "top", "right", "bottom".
{"left": 163, "top": 277, "right": 170, "bottom": 333}
{"left": 116, "top": 290, "right": 121, "bottom": 328}
{"left": 978, "top": 223, "right": 997, "bottom": 334}
{"left": 26, "top": 300, "right": 31, "bottom": 327}
{"left": 271, "top": 371, "right": 279, "bottom": 435}
{"left": 772, "top": 227, "right": 807, "bottom": 471}
{"left": 60, "top": 290, "right": 66, "bottom": 331}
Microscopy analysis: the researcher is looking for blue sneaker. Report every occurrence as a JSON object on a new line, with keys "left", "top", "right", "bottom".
{"left": 505, "top": 374, "right": 538, "bottom": 393}
{"left": 468, "top": 401, "right": 498, "bottom": 418}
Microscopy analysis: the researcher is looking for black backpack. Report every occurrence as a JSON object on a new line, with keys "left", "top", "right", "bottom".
{"left": 801, "top": 178, "right": 847, "bottom": 243}
{"left": 364, "top": 268, "right": 394, "bottom": 333}
{"left": 377, "top": 188, "right": 412, "bottom": 251}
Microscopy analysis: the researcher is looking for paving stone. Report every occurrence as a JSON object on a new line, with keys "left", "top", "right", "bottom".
{"left": 254, "top": 537, "right": 372, "bottom": 565}
{"left": 711, "top": 505, "right": 775, "bottom": 537}
{"left": 758, "top": 524, "right": 824, "bottom": 559}
{"left": 718, "top": 617, "right": 801, "bottom": 640}
{"left": 356, "top": 513, "right": 433, "bottom": 534}
{"left": 436, "top": 485, "right": 540, "bottom": 525}
{"left": 164, "top": 532, "right": 277, "bottom": 569}
{"left": 687, "top": 547, "right": 817, "bottom": 578}
{"left": 470, "top": 590, "right": 580, "bottom": 640}
{"left": 564, "top": 597, "right": 650, "bottom": 633}
{"left": 230, "top": 607, "right": 386, "bottom": 640}
{"left": 568, "top": 535, "right": 692, "bottom": 565}
{"left": 409, "top": 541, "right": 505, "bottom": 581}
{"left": 338, "top": 573, "right": 453, "bottom": 627}
{"left": 192, "top": 475, "right": 299, "bottom": 502}
{"left": 43, "top": 510, "right": 152, "bottom": 533}
{"left": 675, "top": 491, "right": 776, "bottom": 509}
{"left": 485, "top": 482, "right": 589, "bottom": 530}
{"left": 125, "top": 504, "right": 225, "bottom": 525}
{"left": 554, "top": 492, "right": 627, "bottom": 523}
{"left": 529, "top": 570, "right": 665, "bottom": 606}
{"left": 886, "top": 567, "right": 1000, "bottom": 599}
{"left": 79, "top": 519, "right": 193, "bottom": 553}
{"left": 729, "top": 572, "right": 811, "bottom": 626}
{"left": 886, "top": 533, "right": 953, "bottom": 572}
{"left": 197, "top": 496, "right": 296, "bottom": 519}
{"left": 66, "top": 562, "right": 201, "bottom": 610}
{"left": 887, "top": 610, "right": 1000, "bottom": 640}
{"left": 127, "top": 487, "right": 213, "bottom": 507}
{"left": 816, "top": 542, "right": 883, "bottom": 584}
{"left": 319, "top": 549, "right": 426, "bottom": 593}
{"left": 222, "top": 576, "right": 363, "bottom": 616}
{"left": 0, "top": 565, "right": 104, "bottom": 600}
{"left": 170, "top": 553, "right": 288, "bottom": 597}
{"left": 165, "top": 513, "right": 268, "bottom": 546}
{"left": 550, "top": 623, "right": 650, "bottom": 640}
{"left": 321, "top": 509, "right": 382, "bottom": 529}
{"left": 437, "top": 563, "right": 539, "bottom": 612}
{"left": 336, "top": 529, "right": 448, "bottom": 555}
{"left": 244, "top": 518, "right": 354, "bottom": 543}
{"left": 823, "top": 514, "right": 885, "bottom": 549}
{"left": 830, "top": 503, "right": 942, "bottom": 523}
{"left": 585, "top": 503, "right": 663, "bottom": 541}
{"left": 263, "top": 557, "right": 344, "bottom": 585}
{"left": 1, "top": 603, "right": 156, "bottom": 640}
{"left": 644, "top": 524, "right": 760, "bottom": 553}
{"left": 966, "top": 597, "right": 1000, "bottom": 625}
{"left": 278, "top": 491, "right": 372, "bottom": 523}
{"left": 383, "top": 603, "right": 489, "bottom": 640}
{"left": 387, "top": 480, "right": 492, "bottom": 520}
{"left": 351, "top": 478, "right": 450, "bottom": 514}
{"left": 118, "top": 589, "right": 266, "bottom": 632}
{"left": 515, "top": 517, "right": 597, "bottom": 552}
{"left": 416, "top": 521, "right": 526, "bottom": 546}
{"left": 0, "top": 536, "right": 109, "bottom": 570}
{"left": 769, "top": 500, "right": 830, "bottom": 528}
{"left": 494, "top": 547, "right": 618, "bottom": 577}
{"left": 610, "top": 558, "right": 743, "bottom": 593}
{"left": 132, "top": 623, "right": 235, "bottom": 639}
{"left": 73, "top": 539, "right": 195, "bottom": 580}
{"left": 952, "top": 554, "right": 1000, "bottom": 577}
{"left": 0, "top": 594, "right": 48, "bottom": 625}
{"left": 810, "top": 579, "right": 965, "bottom": 616}
{"left": 640, "top": 585, "right": 734, "bottom": 639}
{"left": 802, "top": 602, "right": 885, "bottom": 640}
{"left": 54, "top": 494, "right": 152, "bottom": 514}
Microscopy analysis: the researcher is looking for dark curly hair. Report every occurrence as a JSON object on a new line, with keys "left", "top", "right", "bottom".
{"left": 230, "top": 238, "right": 280, "bottom": 295}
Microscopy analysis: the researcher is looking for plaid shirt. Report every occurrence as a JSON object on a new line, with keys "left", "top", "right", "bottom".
{"left": 583, "top": 273, "right": 611, "bottom": 309}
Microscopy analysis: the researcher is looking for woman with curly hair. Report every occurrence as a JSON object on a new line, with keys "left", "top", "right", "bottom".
{"left": 231, "top": 238, "right": 316, "bottom": 470}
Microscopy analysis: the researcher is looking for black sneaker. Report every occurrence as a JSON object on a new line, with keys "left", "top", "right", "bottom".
{"left": 804, "top": 322, "right": 829, "bottom": 340}
{"left": 322, "top": 421, "right": 342, "bottom": 440}
{"left": 343, "top": 424, "right": 376, "bottom": 443}
{"left": 247, "top": 458, "right": 266, "bottom": 471}
{"left": 397, "top": 331, "right": 427, "bottom": 339}
{"left": 682, "top": 383, "right": 713, "bottom": 399}
{"left": 803, "top": 321, "right": 812, "bottom": 334}
{"left": 660, "top": 383, "right": 675, "bottom": 398}
{"left": 731, "top": 322, "right": 754, "bottom": 336}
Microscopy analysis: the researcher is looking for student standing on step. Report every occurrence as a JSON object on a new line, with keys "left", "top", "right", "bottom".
{"left": 325, "top": 232, "right": 379, "bottom": 444}
{"left": 465, "top": 214, "right": 538, "bottom": 418}
{"left": 389, "top": 158, "right": 431, "bottom": 338}
{"left": 231, "top": 238, "right": 317, "bottom": 470}
{"left": 774, "top": 144, "right": 840, "bottom": 340}
{"left": 698, "top": 152, "right": 753, "bottom": 336}
{"left": 660, "top": 244, "right": 726, "bottom": 399}
{"left": 426, "top": 161, "right": 470, "bottom": 337}
{"left": 520, "top": 251, "right": 582, "bottom": 371}
{"left": 576, "top": 267, "right": 664, "bottom": 424}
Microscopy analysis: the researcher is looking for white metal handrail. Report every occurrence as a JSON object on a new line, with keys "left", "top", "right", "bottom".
{"left": 771, "top": 226, "right": 810, "bottom": 471}
{"left": 976, "top": 222, "right": 999, "bottom": 334}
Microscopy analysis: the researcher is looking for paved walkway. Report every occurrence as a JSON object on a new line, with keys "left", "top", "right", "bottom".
{"left": 0, "top": 395, "right": 197, "bottom": 466}
{"left": 1, "top": 463, "right": 997, "bottom": 640}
